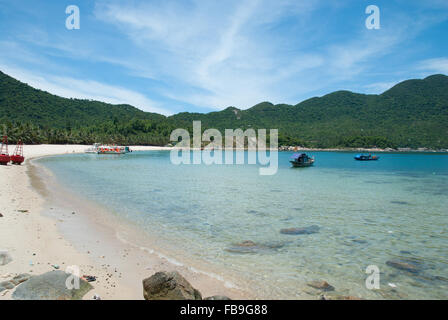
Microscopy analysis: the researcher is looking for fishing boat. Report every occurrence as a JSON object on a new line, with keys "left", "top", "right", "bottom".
{"left": 290, "top": 153, "right": 315, "bottom": 167}
{"left": 354, "top": 154, "right": 379, "bottom": 161}
{"left": 97, "top": 146, "right": 130, "bottom": 154}
{"left": 85, "top": 143, "right": 131, "bottom": 154}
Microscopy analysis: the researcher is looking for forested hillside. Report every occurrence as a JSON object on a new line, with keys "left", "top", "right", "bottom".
{"left": 1, "top": 70, "right": 447, "bottom": 148}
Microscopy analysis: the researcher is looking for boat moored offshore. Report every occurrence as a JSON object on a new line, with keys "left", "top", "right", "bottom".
{"left": 354, "top": 154, "right": 379, "bottom": 161}
{"left": 290, "top": 153, "right": 315, "bottom": 167}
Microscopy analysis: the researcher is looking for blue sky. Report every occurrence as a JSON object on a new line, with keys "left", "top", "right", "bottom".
{"left": 0, "top": 0, "right": 447, "bottom": 115}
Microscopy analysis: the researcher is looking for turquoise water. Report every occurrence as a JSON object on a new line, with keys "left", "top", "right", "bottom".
{"left": 38, "top": 151, "right": 448, "bottom": 299}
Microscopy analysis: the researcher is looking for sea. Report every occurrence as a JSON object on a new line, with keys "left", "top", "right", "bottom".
{"left": 36, "top": 151, "right": 448, "bottom": 299}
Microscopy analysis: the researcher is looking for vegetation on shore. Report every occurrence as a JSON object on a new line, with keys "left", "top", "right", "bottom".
{"left": 1, "top": 71, "right": 447, "bottom": 148}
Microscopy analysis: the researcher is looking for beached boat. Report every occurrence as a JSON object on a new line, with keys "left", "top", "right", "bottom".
{"left": 290, "top": 153, "right": 315, "bottom": 167}
{"left": 97, "top": 146, "right": 131, "bottom": 154}
{"left": 354, "top": 154, "right": 379, "bottom": 161}
{"left": 85, "top": 143, "right": 131, "bottom": 154}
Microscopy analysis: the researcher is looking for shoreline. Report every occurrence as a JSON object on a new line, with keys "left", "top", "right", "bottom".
{"left": 0, "top": 145, "right": 251, "bottom": 300}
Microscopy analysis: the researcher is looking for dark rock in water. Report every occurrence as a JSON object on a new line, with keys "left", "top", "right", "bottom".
{"left": 204, "top": 295, "right": 231, "bottom": 300}
{"left": 434, "top": 275, "right": 448, "bottom": 283}
{"left": 390, "top": 201, "right": 410, "bottom": 205}
{"left": 0, "top": 251, "right": 12, "bottom": 266}
{"left": 12, "top": 271, "right": 93, "bottom": 300}
{"left": 307, "top": 280, "right": 334, "bottom": 291}
{"left": 400, "top": 250, "right": 412, "bottom": 255}
{"left": 143, "top": 271, "right": 202, "bottom": 300}
{"left": 386, "top": 260, "right": 421, "bottom": 274}
{"left": 320, "top": 294, "right": 363, "bottom": 300}
{"left": 235, "top": 240, "right": 257, "bottom": 247}
{"left": 351, "top": 239, "right": 368, "bottom": 244}
{"left": 225, "top": 240, "right": 284, "bottom": 254}
{"left": 280, "top": 225, "right": 320, "bottom": 235}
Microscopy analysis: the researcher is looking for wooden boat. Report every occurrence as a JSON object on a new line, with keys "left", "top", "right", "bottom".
{"left": 354, "top": 154, "right": 379, "bottom": 161}
{"left": 290, "top": 153, "right": 315, "bottom": 167}
{"left": 85, "top": 143, "right": 132, "bottom": 154}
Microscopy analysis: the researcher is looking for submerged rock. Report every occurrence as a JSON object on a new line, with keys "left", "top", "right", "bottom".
{"left": 280, "top": 225, "right": 320, "bottom": 235}
{"left": 320, "top": 294, "right": 363, "bottom": 300}
{"left": 307, "top": 280, "right": 335, "bottom": 291}
{"left": 386, "top": 260, "right": 421, "bottom": 274}
{"left": 12, "top": 271, "right": 93, "bottom": 300}
{"left": 143, "top": 271, "right": 202, "bottom": 300}
{"left": 225, "top": 240, "right": 284, "bottom": 254}
{"left": 0, "top": 251, "right": 12, "bottom": 266}
{"left": 204, "top": 295, "right": 232, "bottom": 300}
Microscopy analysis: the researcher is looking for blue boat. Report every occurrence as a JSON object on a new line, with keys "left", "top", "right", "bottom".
{"left": 354, "top": 154, "right": 379, "bottom": 161}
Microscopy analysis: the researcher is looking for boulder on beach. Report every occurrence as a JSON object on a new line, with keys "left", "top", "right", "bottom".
{"left": 143, "top": 271, "right": 202, "bottom": 300}
{"left": 12, "top": 270, "right": 93, "bottom": 300}
{"left": 0, "top": 251, "right": 12, "bottom": 266}
{"left": 280, "top": 225, "right": 320, "bottom": 235}
{"left": 307, "top": 280, "right": 335, "bottom": 291}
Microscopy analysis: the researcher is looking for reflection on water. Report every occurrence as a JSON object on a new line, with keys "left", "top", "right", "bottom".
{"left": 38, "top": 151, "right": 448, "bottom": 299}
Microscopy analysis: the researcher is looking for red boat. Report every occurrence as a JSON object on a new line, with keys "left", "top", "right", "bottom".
{"left": 11, "top": 139, "right": 25, "bottom": 165}
{"left": 0, "top": 136, "right": 10, "bottom": 165}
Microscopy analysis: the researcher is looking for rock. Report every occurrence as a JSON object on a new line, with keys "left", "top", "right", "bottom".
{"left": 0, "top": 213, "right": 3, "bottom": 217}
{"left": 386, "top": 260, "right": 420, "bottom": 274}
{"left": 307, "top": 280, "right": 335, "bottom": 291}
{"left": 12, "top": 270, "right": 93, "bottom": 300}
{"left": 0, "top": 251, "right": 12, "bottom": 266}
{"left": 320, "top": 294, "right": 363, "bottom": 300}
{"left": 0, "top": 281, "right": 15, "bottom": 292}
{"left": 142, "top": 271, "right": 202, "bottom": 300}
{"left": 280, "top": 225, "right": 320, "bottom": 235}
{"left": 10, "top": 273, "right": 31, "bottom": 286}
{"left": 225, "top": 241, "right": 284, "bottom": 254}
{"left": 204, "top": 295, "right": 232, "bottom": 300}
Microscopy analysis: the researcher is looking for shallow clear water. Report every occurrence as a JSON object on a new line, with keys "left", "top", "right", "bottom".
{"left": 38, "top": 151, "right": 448, "bottom": 299}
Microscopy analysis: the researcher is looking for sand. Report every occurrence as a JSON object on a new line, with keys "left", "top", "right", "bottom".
{"left": 0, "top": 145, "right": 250, "bottom": 300}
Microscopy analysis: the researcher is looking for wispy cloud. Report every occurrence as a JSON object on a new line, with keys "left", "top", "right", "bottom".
{"left": 418, "top": 57, "right": 448, "bottom": 75}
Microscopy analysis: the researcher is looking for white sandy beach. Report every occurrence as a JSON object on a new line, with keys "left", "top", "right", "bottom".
{"left": 0, "top": 145, "right": 250, "bottom": 300}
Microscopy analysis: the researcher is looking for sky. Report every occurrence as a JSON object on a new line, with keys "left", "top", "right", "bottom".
{"left": 0, "top": 0, "right": 447, "bottom": 115}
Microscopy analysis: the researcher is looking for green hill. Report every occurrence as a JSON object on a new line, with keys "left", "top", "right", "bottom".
{"left": 1, "top": 70, "right": 447, "bottom": 148}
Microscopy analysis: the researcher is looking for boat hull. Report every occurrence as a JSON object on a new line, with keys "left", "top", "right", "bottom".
{"left": 290, "top": 160, "right": 314, "bottom": 167}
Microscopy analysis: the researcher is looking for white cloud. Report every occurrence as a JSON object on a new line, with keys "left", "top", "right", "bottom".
{"left": 418, "top": 57, "right": 448, "bottom": 75}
